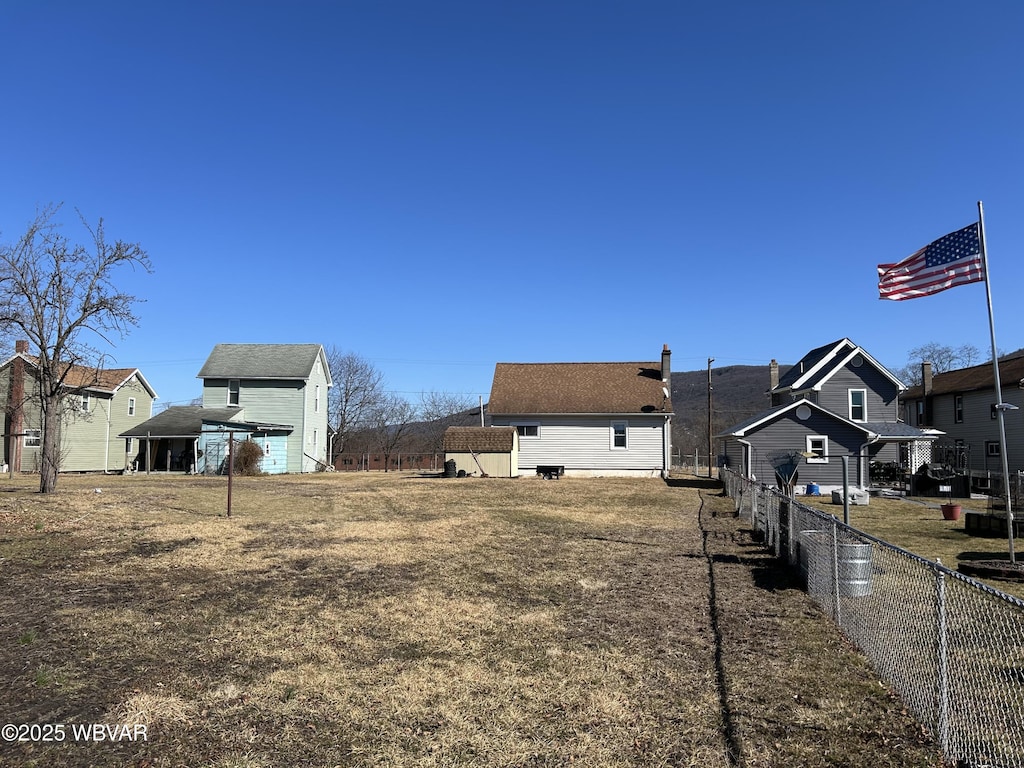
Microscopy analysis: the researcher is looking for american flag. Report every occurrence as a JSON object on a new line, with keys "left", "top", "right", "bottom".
{"left": 877, "top": 223, "right": 984, "bottom": 301}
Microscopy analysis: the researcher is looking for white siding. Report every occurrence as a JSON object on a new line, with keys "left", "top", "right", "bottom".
{"left": 301, "top": 362, "right": 331, "bottom": 471}
{"left": 492, "top": 415, "right": 668, "bottom": 476}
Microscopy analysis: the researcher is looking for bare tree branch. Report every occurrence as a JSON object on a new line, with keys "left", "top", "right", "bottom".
{"left": 418, "top": 391, "right": 478, "bottom": 453}
{"left": 0, "top": 204, "right": 152, "bottom": 493}
{"left": 325, "top": 346, "right": 385, "bottom": 457}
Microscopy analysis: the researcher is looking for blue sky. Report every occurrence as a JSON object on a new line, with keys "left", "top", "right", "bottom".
{"left": 3, "top": 1, "right": 1023, "bottom": 409}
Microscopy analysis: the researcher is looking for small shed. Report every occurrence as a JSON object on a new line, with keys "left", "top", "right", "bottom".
{"left": 442, "top": 426, "right": 519, "bottom": 478}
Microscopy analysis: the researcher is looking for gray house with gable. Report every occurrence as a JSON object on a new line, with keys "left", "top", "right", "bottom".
{"left": 717, "top": 338, "right": 937, "bottom": 492}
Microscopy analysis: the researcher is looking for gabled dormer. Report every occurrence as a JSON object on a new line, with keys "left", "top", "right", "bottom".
{"left": 770, "top": 338, "right": 906, "bottom": 422}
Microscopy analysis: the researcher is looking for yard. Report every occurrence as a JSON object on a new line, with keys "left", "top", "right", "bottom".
{"left": 0, "top": 472, "right": 945, "bottom": 767}
{"left": 795, "top": 491, "right": 1024, "bottom": 601}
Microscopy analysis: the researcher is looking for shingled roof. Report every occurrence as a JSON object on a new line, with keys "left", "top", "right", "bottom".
{"left": 197, "top": 344, "right": 328, "bottom": 382}
{"left": 774, "top": 338, "right": 904, "bottom": 394}
{"left": 489, "top": 361, "right": 672, "bottom": 415}
{"left": 902, "top": 353, "right": 1024, "bottom": 399}
{"left": 443, "top": 426, "right": 516, "bottom": 452}
{"left": 8, "top": 353, "right": 155, "bottom": 396}
{"left": 120, "top": 406, "right": 293, "bottom": 438}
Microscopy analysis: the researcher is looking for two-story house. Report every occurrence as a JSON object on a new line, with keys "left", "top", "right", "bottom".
{"left": 123, "top": 343, "right": 332, "bottom": 474}
{"left": 197, "top": 343, "right": 332, "bottom": 473}
{"left": 717, "top": 338, "right": 936, "bottom": 492}
{"left": 0, "top": 340, "right": 157, "bottom": 473}
{"left": 488, "top": 346, "right": 674, "bottom": 478}
{"left": 900, "top": 353, "right": 1024, "bottom": 490}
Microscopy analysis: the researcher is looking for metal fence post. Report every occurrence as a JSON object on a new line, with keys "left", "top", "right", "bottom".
{"left": 832, "top": 520, "right": 842, "bottom": 626}
{"left": 935, "top": 560, "right": 951, "bottom": 758}
{"left": 777, "top": 497, "right": 788, "bottom": 560}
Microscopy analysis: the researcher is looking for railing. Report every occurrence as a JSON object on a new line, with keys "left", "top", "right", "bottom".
{"left": 722, "top": 469, "right": 1024, "bottom": 768}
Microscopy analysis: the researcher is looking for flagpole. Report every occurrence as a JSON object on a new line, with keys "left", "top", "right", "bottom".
{"left": 977, "top": 200, "right": 1015, "bottom": 564}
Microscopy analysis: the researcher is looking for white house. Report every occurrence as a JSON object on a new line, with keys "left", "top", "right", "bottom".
{"left": 487, "top": 346, "right": 674, "bottom": 478}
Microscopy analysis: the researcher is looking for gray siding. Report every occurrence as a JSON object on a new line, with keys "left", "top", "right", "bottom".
{"left": 728, "top": 410, "right": 874, "bottom": 488}
{"left": 721, "top": 439, "right": 745, "bottom": 474}
{"left": 916, "top": 387, "right": 1024, "bottom": 472}
{"left": 817, "top": 364, "right": 899, "bottom": 422}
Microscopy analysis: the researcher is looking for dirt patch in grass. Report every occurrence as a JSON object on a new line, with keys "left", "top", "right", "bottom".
{"left": 0, "top": 472, "right": 947, "bottom": 766}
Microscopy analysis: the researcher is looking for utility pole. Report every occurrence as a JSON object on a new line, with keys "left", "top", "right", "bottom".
{"left": 707, "top": 357, "right": 714, "bottom": 478}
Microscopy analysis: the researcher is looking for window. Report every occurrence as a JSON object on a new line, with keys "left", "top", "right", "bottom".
{"left": 991, "top": 404, "right": 998, "bottom": 420}
{"left": 128, "top": 397, "right": 136, "bottom": 416}
{"left": 987, "top": 441, "right": 1001, "bottom": 457}
{"left": 954, "top": 395, "right": 963, "bottom": 423}
{"left": 228, "top": 379, "right": 240, "bottom": 406}
{"left": 849, "top": 389, "right": 866, "bottom": 422}
{"left": 24, "top": 429, "right": 40, "bottom": 447}
{"left": 315, "top": 385, "right": 320, "bottom": 413}
{"left": 806, "top": 435, "right": 828, "bottom": 463}
{"left": 125, "top": 438, "right": 133, "bottom": 453}
{"left": 610, "top": 421, "right": 628, "bottom": 449}
{"left": 916, "top": 401, "right": 925, "bottom": 426}
{"left": 80, "top": 394, "right": 91, "bottom": 413}
{"left": 514, "top": 424, "right": 540, "bottom": 439}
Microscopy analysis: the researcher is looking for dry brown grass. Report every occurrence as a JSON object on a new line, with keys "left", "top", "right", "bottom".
{"left": 0, "top": 472, "right": 947, "bottom": 767}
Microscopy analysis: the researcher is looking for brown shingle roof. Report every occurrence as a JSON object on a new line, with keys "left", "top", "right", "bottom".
{"left": 902, "top": 353, "right": 1024, "bottom": 399}
{"left": 443, "top": 426, "right": 516, "bottom": 452}
{"left": 22, "top": 355, "right": 141, "bottom": 393}
{"left": 489, "top": 361, "right": 672, "bottom": 415}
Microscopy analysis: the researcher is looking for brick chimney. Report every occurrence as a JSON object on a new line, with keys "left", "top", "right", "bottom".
{"left": 920, "top": 361, "right": 933, "bottom": 427}
{"left": 661, "top": 344, "right": 671, "bottom": 382}
{"left": 769, "top": 359, "right": 779, "bottom": 390}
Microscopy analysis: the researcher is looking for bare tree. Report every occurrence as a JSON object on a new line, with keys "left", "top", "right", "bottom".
{"left": 369, "top": 393, "right": 418, "bottom": 471}
{"left": 0, "top": 204, "right": 152, "bottom": 493}
{"left": 418, "top": 391, "right": 478, "bottom": 453}
{"left": 325, "top": 346, "right": 385, "bottom": 458}
{"left": 895, "top": 342, "right": 983, "bottom": 386}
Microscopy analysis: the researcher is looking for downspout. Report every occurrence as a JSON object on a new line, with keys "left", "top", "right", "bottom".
{"left": 104, "top": 397, "right": 111, "bottom": 473}
{"left": 859, "top": 434, "right": 882, "bottom": 488}
{"left": 663, "top": 414, "right": 672, "bottom": 479}
{"left": 738, "top": 438, "right": 754, "bottom": 480}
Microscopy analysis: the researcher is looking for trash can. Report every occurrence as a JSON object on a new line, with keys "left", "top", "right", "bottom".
{"left": 443, "top": 459, "right": 457, "bottom": 478}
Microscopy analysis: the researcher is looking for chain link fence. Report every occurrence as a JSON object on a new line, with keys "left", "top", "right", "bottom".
{"left": 722, "top": 468, "right": 1024, "bottom": 768}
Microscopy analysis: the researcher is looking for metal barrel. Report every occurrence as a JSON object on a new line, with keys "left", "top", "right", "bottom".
{"left": 837, "top": 542, "right": 873, "bottom": 597}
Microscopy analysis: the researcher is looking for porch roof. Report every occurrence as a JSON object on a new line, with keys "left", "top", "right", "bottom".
{"left": 119, "top": 406, "right": 292, "bottom": 439}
